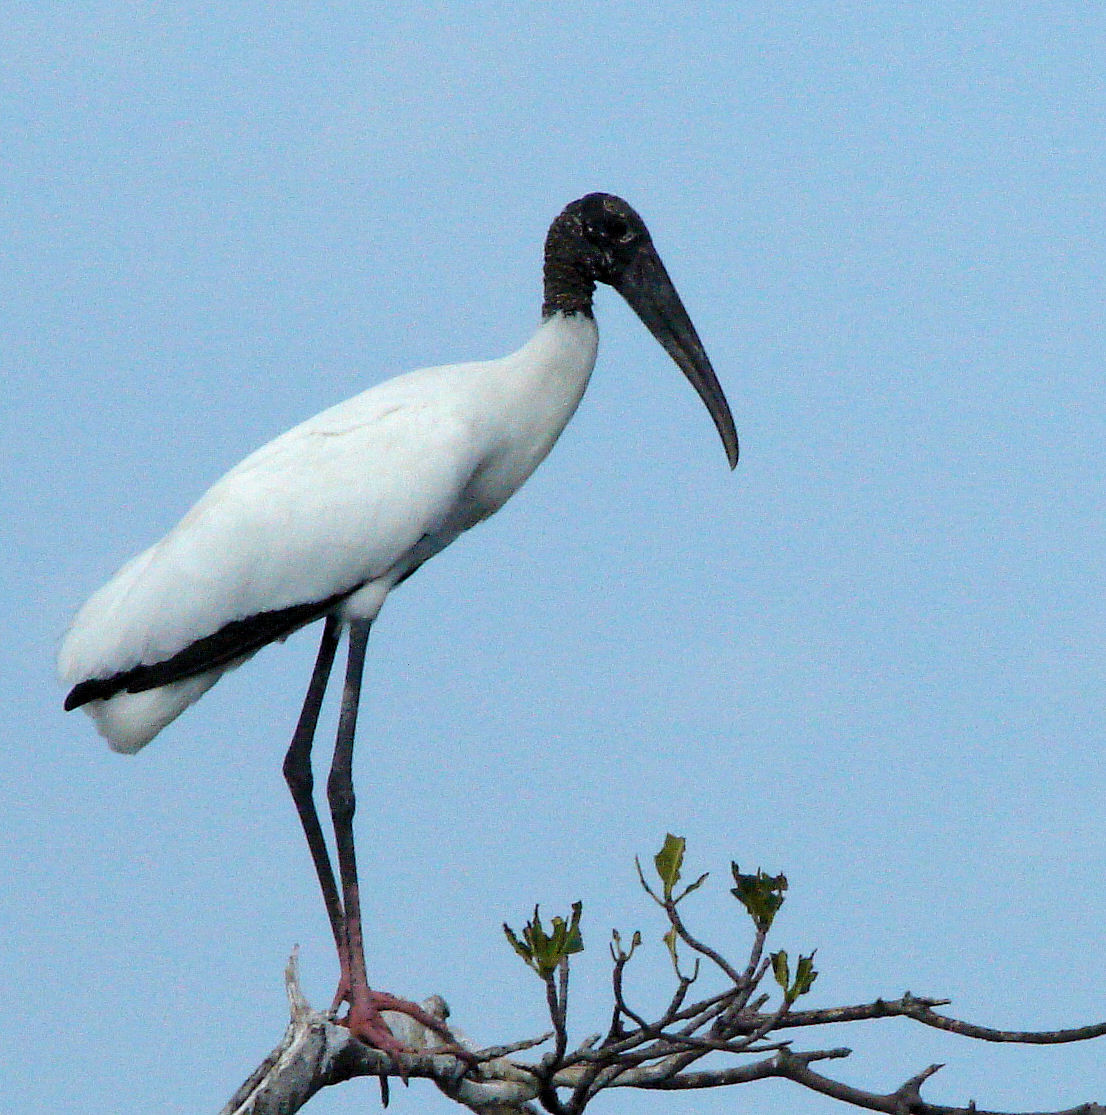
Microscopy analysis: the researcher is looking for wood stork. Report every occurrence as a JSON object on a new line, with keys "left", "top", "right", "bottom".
{"left": 59, "top": 193, "right": 738, "bottom": 1054}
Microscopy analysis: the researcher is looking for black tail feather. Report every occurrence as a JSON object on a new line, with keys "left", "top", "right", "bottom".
{"left": 63, "top": 586, "right": 358, "bottom": 711}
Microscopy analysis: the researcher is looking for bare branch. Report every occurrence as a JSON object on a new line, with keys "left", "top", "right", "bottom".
{"left": 782, "top": 995, "right": 954, "bottom": 1029}
{"left": 771, "top": 1048, "right": 1106, "bottom": 1115}
{"left": 663, "top": 889, "right": 746, "bottom": 987}
{"left": 221, "top": 954, "right": 544, "bottom": 1115}
{"left": 224, "top": 962, "right": 1106, "bottom": 1115}
{"left": 901, "top": 1004, "right": 1106, "bottom": 1046}
{"left": 640, "top": 1046, "right": 851, "bottom": 1090}
{"left": 781, "top": 994, "right": 1106, "bottom": 1044}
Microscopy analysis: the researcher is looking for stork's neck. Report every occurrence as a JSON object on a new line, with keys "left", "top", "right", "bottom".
{"left": 542, "top": 213, "right": 596, "bottom": 319}
{"left": 459, "top": 312, "right": 598, "bottom": 524}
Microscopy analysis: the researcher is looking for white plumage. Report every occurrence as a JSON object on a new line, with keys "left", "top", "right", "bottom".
{"left": 59, "top": 313, "right": 599, "bottom": 752}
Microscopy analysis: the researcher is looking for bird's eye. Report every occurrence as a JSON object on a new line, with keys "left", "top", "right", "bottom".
{"left": 581, "top": 206, "right": 636, "bottom": 250}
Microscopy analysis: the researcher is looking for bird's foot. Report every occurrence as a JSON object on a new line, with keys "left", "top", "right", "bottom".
{"left": 342, "top": 994, "right": 414, "bottom": 1059}
{"left": 338, "top": 986, "right": 477, "bottom": 1067}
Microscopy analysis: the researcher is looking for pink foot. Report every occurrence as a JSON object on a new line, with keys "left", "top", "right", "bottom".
{"left": 337, "top": 984, "right": 476, "bottom": 1066}
{"left": 344, "top": 992, "right": 412, "bottom": 1058}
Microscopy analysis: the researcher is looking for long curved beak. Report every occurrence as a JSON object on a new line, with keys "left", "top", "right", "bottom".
{"left": 614, "top": 245, "right": 739, "bottom": 468}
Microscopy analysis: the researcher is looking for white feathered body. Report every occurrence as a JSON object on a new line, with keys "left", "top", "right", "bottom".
{"left": 59, "top": 313, "right": 599, "bottom": 753}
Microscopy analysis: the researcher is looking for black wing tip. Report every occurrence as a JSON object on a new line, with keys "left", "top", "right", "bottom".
{"left": 64, "top": 678, "right": 113, "bottom": 710}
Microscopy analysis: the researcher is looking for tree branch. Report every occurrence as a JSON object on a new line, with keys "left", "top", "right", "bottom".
{"left": 219, "top": 840, "right": 1106, "bottom": 1115}
{"left": 221, "top": 953, "right": 543, "bottom": 1115}
{"left": 781, "top": 994, "right": 1106, "bottom": 1044}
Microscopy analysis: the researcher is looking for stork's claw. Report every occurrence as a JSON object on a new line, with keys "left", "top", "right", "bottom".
{"left": 338, "top": 986, "right": 478, "bottom": 1070}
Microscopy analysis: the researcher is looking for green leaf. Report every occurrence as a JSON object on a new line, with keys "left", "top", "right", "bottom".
{"left": 731, "top": 864, "right": 788, "bottom": 932}
{"left": 768, "top": 948, "right": 818, "bottom": 1004}
{"left": 504, "top": 903, "right": 585, "bottom": 979}
{"left": 662, "top": 925, "right": 679, "bottom": 969}
{"left": 771, "top": 949, "right": 790, "bottom": 992}
{"left": 655, "top": 834, "right": 686, "bottom": 899}
{"left": 563, "top": 901, "right": 584, "bottom": 954}
{"left": 793, "top": 951, "right": 818, "bottom": 999}
{"left": 503, "top": 923, "right": 532, "bottom": 965}
{"left": 528, "top": 905, "right": 548, "bottom": 952}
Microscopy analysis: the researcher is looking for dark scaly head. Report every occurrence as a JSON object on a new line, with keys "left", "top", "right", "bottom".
{"left": 543, "top": 193, "right": 738, "bottom": 468}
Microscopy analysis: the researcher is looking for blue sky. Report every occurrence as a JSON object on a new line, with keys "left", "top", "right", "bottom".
{"left": 4, "top": 5, "right": 1105, "bottom": 1113}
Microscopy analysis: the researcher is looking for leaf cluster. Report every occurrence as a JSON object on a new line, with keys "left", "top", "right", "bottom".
{"left": 504, "top": 902, "right": 584, "bottom": 979}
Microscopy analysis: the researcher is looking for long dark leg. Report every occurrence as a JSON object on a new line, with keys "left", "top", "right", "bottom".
{"left": 282, "top": 617, "right": 346, "bottom": 969}
{"left": 327, "top": 618, "right": 372, "bottom": 1013}
{"left": 326, "top": 619, "right": 463, "bottom": 1055}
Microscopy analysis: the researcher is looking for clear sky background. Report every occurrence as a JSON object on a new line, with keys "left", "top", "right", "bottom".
{"left": 4, "top": 5, "right": 1105, "bottom": 1114}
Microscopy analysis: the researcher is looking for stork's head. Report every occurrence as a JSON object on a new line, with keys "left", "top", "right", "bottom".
{"left": 544, "top": 193, "right": 739, "bottom": 469}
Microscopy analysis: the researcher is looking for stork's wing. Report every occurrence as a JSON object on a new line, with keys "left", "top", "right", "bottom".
{"left": 58, "top": 364, "right": 490, "bottom": 694}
